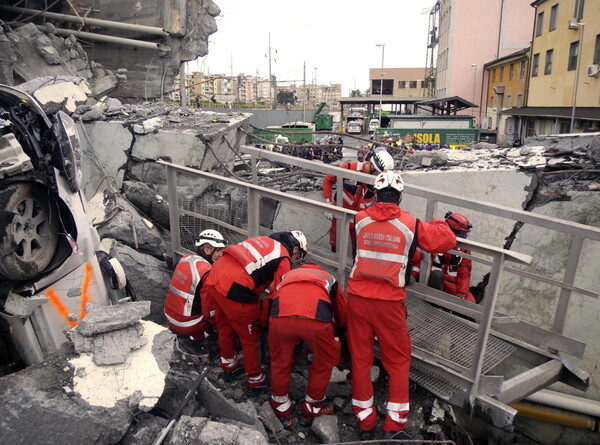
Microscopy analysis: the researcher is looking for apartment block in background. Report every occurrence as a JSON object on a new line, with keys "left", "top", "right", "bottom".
{"left": 506, "top": 0, "right": 600, "bottom": 136}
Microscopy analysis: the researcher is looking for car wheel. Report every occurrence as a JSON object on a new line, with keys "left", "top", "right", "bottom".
{"left": 0, "top": 183, "right": 59, "bottom": 280}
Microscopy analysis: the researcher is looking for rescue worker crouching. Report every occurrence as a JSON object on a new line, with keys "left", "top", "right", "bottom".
{"left": 428, "top": 212, "right": 475, "bottom": 303}
{"left": 322, "top": 148, "right": 394, "bottom": 255}
{"left": 268, "top": 262, "right": 348, "bottom": 428}
{"left": 164, "top": 229, "right": 227, "bottom": 358}
{"left": 346, "top": 170, "right": 456, "bottom": 441}
{"left": 203, "top": 230, "right": 308, "bottom": 391}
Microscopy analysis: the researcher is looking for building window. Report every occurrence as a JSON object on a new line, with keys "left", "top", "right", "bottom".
{"left": 409, "top": 80, "right": 417, "bottom": 88}
{"left": 492, "top": 69, "right": 497, "bottom": 82}
{"left": 544, "top": 49, "right": 553, "bottom": 75}
{"left": 509, "top": 64, "right": 515, "bottom": 80}
{"left": 517, "top": 94, "right": 524, "bottom": 107}
{"left": 536, "top": 11, "right": 544, "bottom": 36}
{"left": 398, "top": 80, "right": 406, "bottom": 88}
{"left": 506, "top": 95, "right": 512, "bottom": 107}
{"left": 520, "top": 61, "right": 527, "bottom": 78}
{"left": 532, "top": 54, "right": 539, "bottom": 76}
{"left": 594, "top": 34, "right": 600, "bottom": 64}
{"left": 549, "top": 4, "right": 558, "bottom": 31}
{"left": 500, "top": 66, "right": 505, "bottom": 81}
{"left": 568, "top": 41, "right": 579, "bottom": 71}
{"left": 574, "top": 0, "right": 584, "bottom": 19}
{"left": 421, "top": 80, "right": 426, "bottom": 88}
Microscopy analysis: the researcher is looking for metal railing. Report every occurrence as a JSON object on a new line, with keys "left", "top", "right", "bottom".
{"left": 158, "top": 147, "right": 598, "bottom": 415}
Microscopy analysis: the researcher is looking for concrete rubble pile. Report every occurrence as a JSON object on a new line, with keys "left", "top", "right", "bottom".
{"left": 0, "top": 0, "right": 221, "bottom": 100}
{"left": 1, "top": 74, "right": 600, "bottom": 443}
{"left": 0, "top": 23, "right": 126, "bottom": 98}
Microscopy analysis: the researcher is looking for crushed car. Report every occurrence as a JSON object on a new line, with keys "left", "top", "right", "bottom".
{"left": 0, "top": 84, "right": 131, "bottom": 375}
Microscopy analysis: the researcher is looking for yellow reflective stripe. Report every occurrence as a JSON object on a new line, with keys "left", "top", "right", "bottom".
{"left": 271, "top": 394, "right": 290, "bottom": 403}
{"left": 387, "top": 401, "right": 409, "bottom": 412}
{"left": 164, "top": 313, "right": 203, "bottom": 328}
{"left": 355, "top": 248, "right": 407, "bottom": 264}
{"left": 352, "top": 397, "right": 374, "bottom": 409}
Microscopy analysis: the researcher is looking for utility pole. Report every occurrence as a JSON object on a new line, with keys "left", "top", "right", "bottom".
{"left": 303, "top": 61, "right": 306, "bottom": 122}
{"left": 180, "top": 61, "right": 187, "bottom": 107}
{"left": 268, "top": 32, "right": 273, "bottom": 108}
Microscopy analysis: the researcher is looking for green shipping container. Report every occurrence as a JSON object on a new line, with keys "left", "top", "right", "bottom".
{"left": 374, "top": 128, "right": 480, "bottom": 145}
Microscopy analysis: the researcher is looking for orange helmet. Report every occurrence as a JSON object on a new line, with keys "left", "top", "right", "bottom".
{"left": 445, "top": 212, "right": 472, "bottom": 237}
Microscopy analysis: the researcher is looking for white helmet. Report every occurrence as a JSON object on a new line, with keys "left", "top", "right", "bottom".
{"left": 195, "top": 229, "right": 226, "bottom": 248}
{"left": 373, "top": 170, "right": 404, "bottom": 192}
{"left": 370, "top": 149, "right": 394, "bottom": 172}
{"left": 290, "top": 230, "right": 307, "bottom": 257}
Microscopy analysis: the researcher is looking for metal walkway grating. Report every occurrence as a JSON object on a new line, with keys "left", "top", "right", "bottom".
{"left": 407, "top": 296, "right": 516, "bottom": 374}
{"left": 410, "top": 361, "right": 463, "bottom": 400}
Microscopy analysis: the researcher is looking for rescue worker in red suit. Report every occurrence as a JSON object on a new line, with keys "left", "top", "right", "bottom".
{"left": 268, "top": 262, "right": 347, "bottom": 427}
{"left": 322, "top": 149, "right": 394, "bottom": 254}
{"left": 204, "top": 231, "right": 308, "bottom": 390}
{"left": 346, "top": 170, "right": 456, "bottom": 441}
{"left": 428, "top": 212, "right": 475, "bottom": 303}
{"left": 164, "top": 229, "right": 227, "bottom": 358}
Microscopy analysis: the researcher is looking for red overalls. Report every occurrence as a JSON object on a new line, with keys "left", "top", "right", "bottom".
{"left": 164, "top": 255, "right": 213, "bottom": 339}
{"left": 322, "top": 161, "right": 374, "bottom": 253}
{"left": 347, "top": 203, "right": 456, "bottom": 434}
{"left": 204, "top": 236, "right": 291, "bottom": 387}
{"left": 268, "top": 263, "right": 347, "bottom": 420}
{"left": 431, "top": 249, "right": 475, "bottom": 302}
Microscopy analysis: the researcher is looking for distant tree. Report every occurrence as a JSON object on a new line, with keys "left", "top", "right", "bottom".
{"left": 350, "top": 89, "right": 362, "bottom": 97}
{"left": 277, "top": 90, "right": 295, "bottom": 105}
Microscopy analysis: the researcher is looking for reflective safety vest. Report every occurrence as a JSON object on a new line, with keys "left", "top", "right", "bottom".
{"left": 271, "top": 267, "right": 338, "bottom": 322}
{"left": 323, "top": 161, "right": 374, "bottom": 211}
{"left": 225, "top": 236, "right": 290, "bottom": 288}
{"left": 164, "top": 255, "right": 210, "bottom": 328}
{"left": 432, "top": 252, "right": 461, "bottom": 277}
{"left": 350, "top": 212, "right": 417, "bottom": 290}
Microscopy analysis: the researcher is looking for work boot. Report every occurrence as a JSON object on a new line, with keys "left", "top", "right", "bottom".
{"left": 299, "top": 399, "right": 334, "bottom": 426}
{"left": 245, "top": 371, "right": 269, "bottom": 395}
{"left": 359, "top": 428, "right": 376, "bottom": 441}
{"left": 222, "top": 358, "right": 243, "bottom": 382}
{"left": 175, "top": 336, "right": 209, "bottom": 359}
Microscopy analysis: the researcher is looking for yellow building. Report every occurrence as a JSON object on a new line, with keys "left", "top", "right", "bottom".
{"left": 507, "top": 0, "right": 600, "bottom": 136}
{"left": 484, "top": 49, "right": 530, "bottom": 144}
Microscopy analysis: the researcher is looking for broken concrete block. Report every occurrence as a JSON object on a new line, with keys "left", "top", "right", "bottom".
{"left": 32, "top": 80, "right": 91, "bottom": 114}
{"left": 76, "top": 300, "right": 151, "bottom": 336}
{"left": 35, "top": 35, "right": 62, "bottom": 65}
{"left": 312, "top": 415, "right": 339, "bottom": 443}
{"left": 259, "top": 401, "right": 284, "bottom": 433}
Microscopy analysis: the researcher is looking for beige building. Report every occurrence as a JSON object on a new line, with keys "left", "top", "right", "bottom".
{"left": 368, "top": 67, "right": 427, "bottom": 98}
{"left": 506, "top": 0, "right": 600, "bottom": 136}
{"left": 484, "top": 49, "right": 530, "bottom": 144}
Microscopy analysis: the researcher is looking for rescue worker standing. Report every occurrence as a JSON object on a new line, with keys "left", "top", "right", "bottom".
{"left": 347, "top": 171, "right": 456, "bottom": 440}
{"left": 268, "top": 262, "right": 347, "bottom": 427}
{"left": 322, "top": 149, "right": 394, "bottom": 253}
{"left": 429, "top": 212, "right": 475, "bottom": 303}
{"left": 203, "top": 231, "right": 308, "bottom": 390}
{"left": 164, "top": 229, "right": 227, "bottom": 358}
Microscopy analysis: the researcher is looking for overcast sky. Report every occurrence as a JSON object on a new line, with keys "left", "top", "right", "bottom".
{"left": 187, "top": 0, "right": 435, "bottom": 96}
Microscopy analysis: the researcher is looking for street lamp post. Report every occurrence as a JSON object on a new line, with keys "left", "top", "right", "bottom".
{"left": 376, "top": 44, "right": 385, "bottom": 124}
{"left": 570, "top": 22, "right": 585, "bottom": 133}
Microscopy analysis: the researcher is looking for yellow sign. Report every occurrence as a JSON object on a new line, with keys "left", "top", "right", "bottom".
{"left": 412, "top": 133, "right": 441, "bottom": 144}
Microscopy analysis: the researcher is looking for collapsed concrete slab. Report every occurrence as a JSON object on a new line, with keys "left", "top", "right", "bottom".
{"left": 70, "top": 319, "right": 172, "bottom": 412}
{"left": 0, "top": 350, "right": 134, "bottom": 444}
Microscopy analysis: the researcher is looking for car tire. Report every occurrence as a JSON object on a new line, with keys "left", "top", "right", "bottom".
{"left": 0, "top": 183, "right": 59, "bottom": 280}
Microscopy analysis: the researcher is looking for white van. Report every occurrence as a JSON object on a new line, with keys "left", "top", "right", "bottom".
{"left": 368, "top": 119, "right": 380, "bottom": 134}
